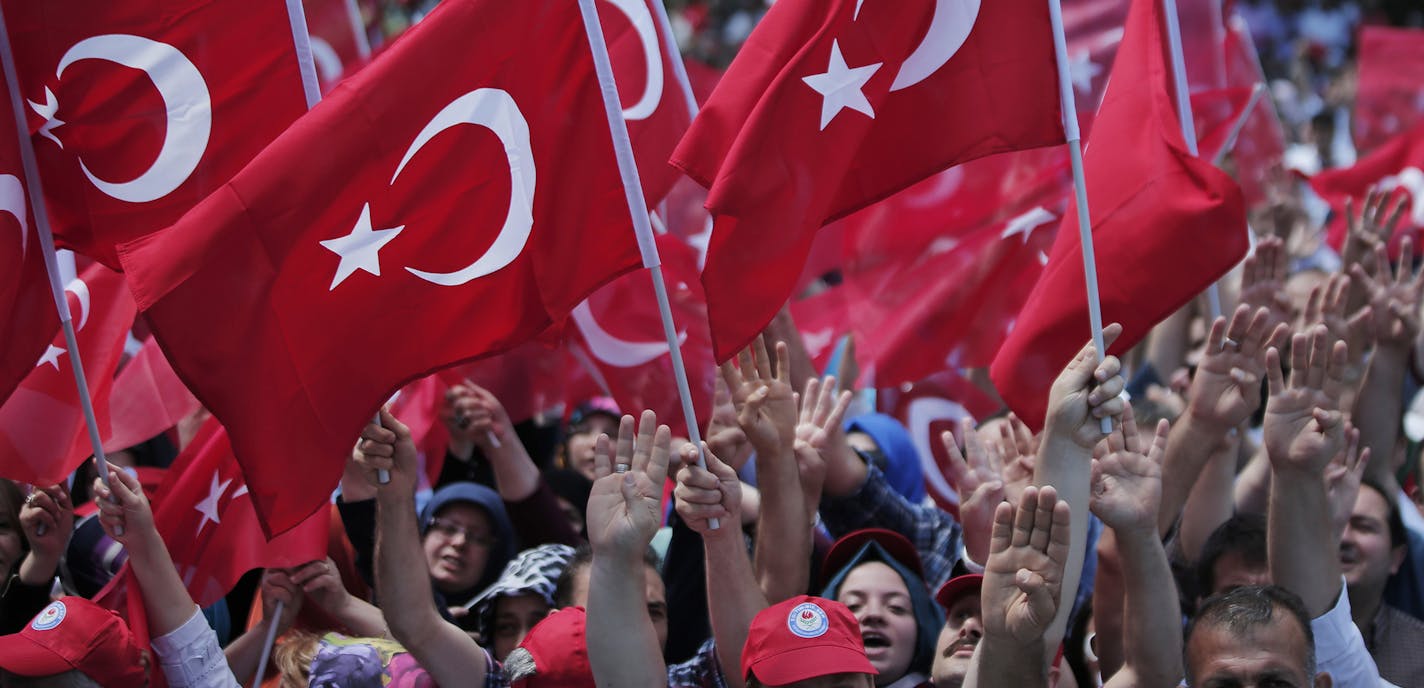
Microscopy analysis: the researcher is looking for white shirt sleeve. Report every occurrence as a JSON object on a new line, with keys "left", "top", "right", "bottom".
{"left": 149, "top": 607, "right": 242, "bottom": 688}
{"left": 1310, "top": 580, "right": 1401, "bottom": 688}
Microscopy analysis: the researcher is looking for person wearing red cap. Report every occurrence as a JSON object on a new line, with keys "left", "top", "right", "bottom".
{"left": 740, "top": 595, "right": 877, "bottom": 688}
{"left": 0, "top": 596, "right": 147, "bottom": 687}
{"left": 501, "top": 606, "right": 596, "bottom": 687}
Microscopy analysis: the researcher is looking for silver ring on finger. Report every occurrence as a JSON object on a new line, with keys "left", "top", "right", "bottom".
{"left": 615, "top": 463, "right": 629, "bottom": 474}
{"left": 1222, "top": 337, "right": 1240, "bottom": 352}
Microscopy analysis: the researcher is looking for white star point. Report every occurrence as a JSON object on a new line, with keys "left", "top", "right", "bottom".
{"left": 28, "top": 88, "right": 64, "bottom": 149}
{"left": 320, "top": 203, "right": 406, "bottom": 291}
{"left": 1068, "top": 50, "right": 1102, "bottom": 96}
{"left": 802, "top": 40, "right": 882, "bottom": 131}
{"left": 1001, "top": 207, "right": 1058, "bottom": 244}
{"left": 36, "top": 345, "right": 64, "bottom": 370}
{"left": 194, "top": 473, "right": 233, "bottom": 537}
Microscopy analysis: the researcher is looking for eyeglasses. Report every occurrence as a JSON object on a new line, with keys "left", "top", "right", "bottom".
{"left": 427, "top": 517, "right": 497, "bottom": 548}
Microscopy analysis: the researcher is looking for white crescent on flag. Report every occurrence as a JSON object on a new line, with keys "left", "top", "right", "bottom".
{"left": 904, "top": 396, "right": 971, "bottom": 504}
{"left": 573, "top": 301, "right": 685, "bottom": 367}
{"left": 603, "top": 0, "right": 664, "bottom": 121}
{"left": 0, "top": 174, "right": 27, "bottom": 255}
{"left": 54, "top": 34, "right": 213, "bottom": 204}
{"left": 889, "top": 0, "right": 981, "bottom": 92}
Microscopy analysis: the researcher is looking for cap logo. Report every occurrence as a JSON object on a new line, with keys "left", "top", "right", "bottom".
{"left": 787, "top": 602, "right": 829, "bottom": 639}
{"left": 32, "top": 601, "right": 66, "bottom": 631}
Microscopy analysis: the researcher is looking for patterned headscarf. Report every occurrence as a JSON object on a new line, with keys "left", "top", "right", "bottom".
{"left": 467, "top": 544, "right": 576, "bottom": 642}
{"left": 308, "top": 633, "right": 433, "bottom": 688}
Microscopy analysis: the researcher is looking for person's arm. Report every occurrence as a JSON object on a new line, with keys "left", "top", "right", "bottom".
{"left": 964, "top": 487, "right": 1072, "bottom": 688}
{"left": 676, "top": 442, "right": 762, "bottom": 688}
{"left": 1351, "top": 238, "right": 1424, "bottom": 490}
{"left": 1341, "top": 189, "right": 1407, "bottom": 314}
{"left": 93, "top": 469, "right": 241, "bottom": 688}
{"left": 724, "top": 337, "right": 809, "bottom": 604}
{"left": 585, "top": 412, "right": 670, "bottom": 688}
{"left": 1160, "top": 306, "right": 1288, "bottom": 536}
{"left": 17, "top": 484, "right": 73, "bottom": 587}
{"left": 1089, "top": 413, "right": 1183, "bottom": 688}
{"left": 224, "top": 570, "right": 303, "bottom": 684}
{"left": 355, "top": 409, "right": 491, "bottom": 686}
{"left": 1033, "top": 324, "right": 1127, "bottom": 651}
{"left": 288, "top": 558, "right": 388, "bottom": 637}
{"left": 464, "top": 382, "right": 541, "bottom": 502}
{"left": 1176, "top": 431, "right": 1239, "bottom": 562}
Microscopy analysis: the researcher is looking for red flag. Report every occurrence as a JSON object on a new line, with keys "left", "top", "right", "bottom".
{"left": 789, "top": 286, "right": 851, "bottom": 373}
{"left": 569, "top": 235, "right": 713, "bottom": 437}
{"left": 0, "top": 70, "right": 53, "bottom": 405}
{"left": 1220, "top": 16, "right": 1284, "bottom": 207}
{"left": 671, "top": 0, "right": 1064, "bottom": 360}
{"left": 1312, "top": 121, "right": 1424, "bottom": 257}
{"left": 103, "top": 336, "right": 200, "bottom": 454}
{"left": 1, "top": 0, "right": 313, "bottom": 268}
{"left": 599, "top": 0, "right": 692, "bottom": 205}
{"left": 989, "top": 0, "right": 1248, "bottom": 431}
{"left": 1354, "top": 26, "right": 1424, "bottom": 155}
{"left": 885, "top": 369, "right": 1000, "bottom": 514}
{"left": 0, "top": 263, "right": 134, "bottom": 485}
{"left": 116, "top": 0, "right": 643, "bottom": 535}
{"left": 304, "top": 0, "right": 372, "bottom": 93}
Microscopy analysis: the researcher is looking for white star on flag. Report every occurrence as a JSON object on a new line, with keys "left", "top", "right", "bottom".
{"left": 1069, "top": 50, "right": 1102, "bottom": 96}
{"left": 1000, "top": 207, "right": 1057, "bottom": 243}
{"left": 28, "top": 87, "right": 64, "bottom": 149}
{"left": 803, "top": 328, "right": 835, "bottom": 358}
{"left": 1379, "top": 167, "right": 1424, "bottom": 226}
{"left": 36, "top": 345, "right": 64, "bottom": 370}
{"left": 194, "top": 473, "right": 233, "bottom": 537}
{"left": 803, "top": 40, "right": 882, "bottom": 131}
{"left": 320, "top": 203, "right": 406, "bottom": 291}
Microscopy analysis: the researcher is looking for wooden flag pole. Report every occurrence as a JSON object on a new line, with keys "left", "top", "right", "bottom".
{"left": 576, "top": 0, "right": 718, "bottom": 529}
{"left": 0, "top": 3, "right": 114, "bottom": 492}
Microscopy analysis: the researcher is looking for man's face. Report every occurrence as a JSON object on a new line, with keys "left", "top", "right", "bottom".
{"left": 929, "top": 593, "right": 981, "bottom": 688}
{"left": 566, "top": 414, "right": 619, "bottom": 481}
{"left": 838, "top": 561, "right": 918, "bottom": 683}
{"left": 569, "top": 562, "right": 668, "bottom": 650}
{"left": 1185, "top": 615, "right": 1326, "bottom": 688}
{"left": 1340, "top": 488, "right": 1404, "bottom": 592}
{"left": 421, "top": 502, "right": 495, "bottom": 594}
{"left": 1208, "top": 551, "right": 1271, "bottom": 597}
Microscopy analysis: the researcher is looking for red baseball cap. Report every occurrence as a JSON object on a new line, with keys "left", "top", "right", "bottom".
{"left": 935, "top": 574, "right": 984, "bottom": 609}
{"left": 0, "top": 597, "right": 146, "bottom": 687}
{"left": 820, "top": 528, "right": 925, "bottom": 589}
{"left": 742, "top": 595, "right": 877, "bottom": 685}
{"left": 512, "top": 606, "right": 594, "bottom": 688}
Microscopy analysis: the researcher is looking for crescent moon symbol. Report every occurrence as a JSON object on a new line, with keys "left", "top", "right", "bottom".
{"left": 63, "top": 277, "right": 91, "bottom": 331}
{"left": 0, "top": 174, "right": 28, "bottom": 256}
{"left": 398, "top": 89, "right": 535, "bottom": 287}
{"left": 573, "top": 301, "right": 686, "bottom": 367}
{"left": 57, "top": 34, "right": 212, "bottom": 204}
{"left": 308, "top": 37, "right": 345, "bottom": 85}
{"left": 905, "top": 397, "right": 971, "bottom": 504}
{"left": 603, "top": 0, "right": 664, "bottom": 121}
{"left": 889, "top": 0, "right": 982, "bottom": 92}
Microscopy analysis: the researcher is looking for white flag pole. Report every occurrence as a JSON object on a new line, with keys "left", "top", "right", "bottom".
{"left": 1160, "top": 0, "right": 1223, "bottom": 320}
{"left": 0, "top": 4, "right": 115, "bottom": 491}
{"left": 1210, "top": 83, "right": 1265, "bottom": 167}
{"left": 576, "top": 0, "right": 717, "bottom": 529}
{"left": 1046, "top": 0, "right": 1113, "bottom": 436}
{"left": 648, "top": 0, "right": 700, "bottom": 118}
{"left": 251, "top": 600, "right": 284, "bottom": 688}
{"left": 343, "top": 0, "right": 373, "bottom": 59}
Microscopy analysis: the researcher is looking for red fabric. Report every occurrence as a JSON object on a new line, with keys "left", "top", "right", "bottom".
{"left": 884, "top": 370, "right": 999, "bottom": 514}
{"left": 671, "top": 0, "right": 1064, "bottom": 361}
{"left": 1354, "top": 27, "right": 1424, "bottom": 155}
{"left": 1192, "top": 86, "right": 1257, "bottom": 164}
{"left": 0, "top": 263, "right": 134, "bottom": 485}
{"left": 989, "top": 0, "right": 1249, "bottom": 431}
{"left": 789, "top": 286, "right": 850, "bottom": 373}
{"left": 0, "top": 67, "right": 54, "bottom": 406}
{"left": 116, "top": 0, "right": 643, "bottom": 535}
{"left": 304, "top": 0, "right": 372, "bottom": 93}
{"left": 569, "top": 235, "right": 713, "bottom": 438}
{"left": 1221, "top": 19, "right": 1284, "bottom": 207}
{"left": 103, "top": 336, "right": 200, "bottom": 454}
{"left": 1, "top": 0, "right": 311, "bottom": 268}
{"left": 597, "top": 0, "right": 692, "bottom": 206}
{"left": 1312, "top": 121, "right": 1424, "bottom": 258}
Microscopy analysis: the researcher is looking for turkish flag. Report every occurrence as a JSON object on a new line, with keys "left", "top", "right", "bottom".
{"left": 569, "top": 234, "right": 714, "bottom": 438}
{"left": 1, "top": 0, "right": 313, "bottom": 268}
{"left": 789, "top": 286, "right": 851, "bottom": 373}
{"left": 1354, "top": 26, "right": 1424, "bottom": 155}
{"left": 598, "top": 0, "right": 692, "bottom": 206}
{"left": 0, "top": 70, "right": 54, "bottom": 406}
{"left": 989, "top": 0, "right": 1249, "bottom": 431}
{"left": 96, "top": 417, "right": 328, "bottom": 665}
{"left": 116, "top": 0, "right": 643, "bottom": 535}
{"left": 0, "top": 263, "right": 134, "bottom": 485}
{"left": 1312, "top": 121, "right": 1424, "bottom": 258}
{"left": 671, "top": 0, "right": 1064, "bottom": 361}
{"left": 303, "top": 0, "right": 372, "bottom": 93}
{"left": 1220, "top": 16, "right": 1284, "bottom": 207}
{"left": 103, "top": 336, "right": 200, "bottom": 455}
{"left": 885, "top": 369, "right": 1000, "bottom": 514}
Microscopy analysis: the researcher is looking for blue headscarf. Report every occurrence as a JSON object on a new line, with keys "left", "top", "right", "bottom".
{"left": 846, "top": 413, "right": 927, "bottom": 503}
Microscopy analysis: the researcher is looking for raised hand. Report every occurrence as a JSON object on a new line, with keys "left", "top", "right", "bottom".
{"left": 440, "top": 381, "right": 483, "bottom": 457}
{"left": 720, "top": 337, "right": 797, "bottom": 458}
{"left": 587, "top": 411, "right": 671, "bottom": 562}
{"left": 288, "top": 558, "right": 353, "bottom": 616}
{"left": 987, "top": 415, "right": 1037, "bottom": 504}
{"left": 1301, "top": 274, "right": 1372, "bottom": 382}
{"left": 942, "top": 419, "right": 1007, "bottom": 565}
{"left": 1351, "top": 237, "right": 1424, "bottom": 350}
{"left": 19, "top": 484, "right": 74, "bottom": 566}
{"left": 794, "top": 376, "right": 853, "bottom": 515}
{"left": 1342, "top": 190, "right": 1408, "bottom": 279}
{"left": 673, "top": 443, "right": 742, "bottom": 537}
{"left": 1090, "top": 407, "right": 1169, "bottom": 536}
{"left": 353, "top": 408, "right": 420, "bottom": 496}
{"left": 981, "top": 486, "right": 1071, "bottom": 646}
{"left": 1239, "top": 235, "right": 1293, "bottom": 334}
{"left": 92, "top": 469, "right": 153, "bottom": 544}
{"left": 1263, "top": 327, "right": 1349, "bottom": 476}
{"left": 1325, "top": 427, "right": 1370, "bottom": 537}
{"left": 705, "top": 374, "right": 751, "bottom": 470}
{"left": 259, "top": 568, "right": 305, "bottom": 632}
{"left": 1188, "top": 305, "right": 1290, "bottom": 432}
{"left": 1045, "top": 324, "right": 1127, "bottom": 448}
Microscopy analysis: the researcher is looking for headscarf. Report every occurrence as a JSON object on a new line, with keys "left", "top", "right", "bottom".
{"left": 467, "top": 544, "right": 576, "bottom": 642}
{"left": 845, "top": 413, "right": 927, "bottom": 503}
{"left": 820, "top": 539, "right": 942, "bottom": 678}
{"left": 418, "top": 482, "right": 516, "bottom": 602}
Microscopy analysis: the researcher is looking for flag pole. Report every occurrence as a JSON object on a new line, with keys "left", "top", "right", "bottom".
{"left": 1046, "top": 0, "right": 1113, "bottom": 436}
{"left": 1160, "top": 0, "right": 1223, "bottom": 320}
{"left": 0, "top": 4, "right": 115, "bottom": 490}
{"left": 577, "top": 0, "right": 717, "bottom": 529}
{"left": 648, "top": 0, "right": 700, "bottom": 119}
{"left": 1210, "top": 83, "right": 1265, "bottom": 167}
{"left": 251, "top": 600, "right": 284, "bottom": 688}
